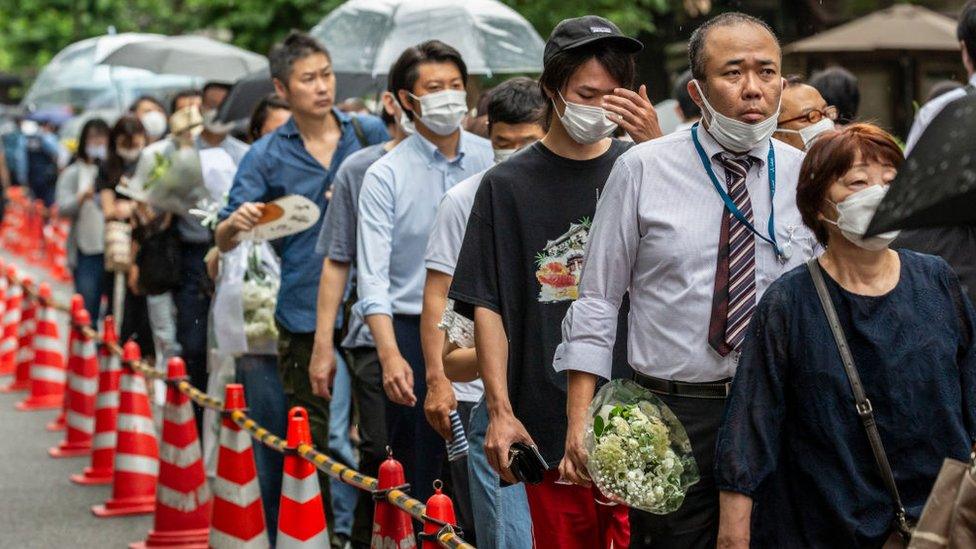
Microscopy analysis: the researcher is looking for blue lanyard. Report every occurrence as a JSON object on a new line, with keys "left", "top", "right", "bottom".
{"left": 691, "top": 124, "right": 784, "bottom": 258}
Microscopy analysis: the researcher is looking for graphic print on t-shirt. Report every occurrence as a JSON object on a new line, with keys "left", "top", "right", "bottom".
{"left": 534, "top": 217, "right": 591, "bottom": 303}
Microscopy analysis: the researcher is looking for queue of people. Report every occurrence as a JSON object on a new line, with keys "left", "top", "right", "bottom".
{"left": 24, "top": 3, "right": 976, "bottom": 549}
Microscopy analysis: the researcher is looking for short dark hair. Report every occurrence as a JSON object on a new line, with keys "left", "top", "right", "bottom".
{"left": 76, "top": 118, "right": 110, "bottom": 162}
{"left": 688, "top": 12, "right": 778, "bottom": 82}
{"left": 784, "top": 74, "right": 806, "bottom": 87}
{"left": 170, "top": 89, "right": 201, "bottom": 114}
{"left": 486, "top": 77, "right": 544, "bottom": 132}
{"left": 797, "top": 123, "right": 904, "bottom": 245}
{"left": 202, "top": 82, "right": 232, "bottom": 98}
{"left": 958, "top": 1, "right": 976, "bottom": 72}
{"left": 248, "top": 93, "right": 291, "bottom": 143}
{"left": 128, "top": 95, "right": 167, "bottom": 116}
{"left": 672, "top": 69, "right": 699, "bottom": 120}
{"left": 388, "top": 40, "right": 468, "bottom": 121}
{"left": 809, "top": 66, "right": 859, "bottom": 124}
{"left": 538, "top": 40, "right": 637, "bottom": 128}
{"left": 269, "top": 31, "right": 331, "bottom": 85}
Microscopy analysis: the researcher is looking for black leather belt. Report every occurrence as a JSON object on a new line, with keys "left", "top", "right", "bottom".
{"left": 633, "top": 372, "right": 732, "bottom": 399}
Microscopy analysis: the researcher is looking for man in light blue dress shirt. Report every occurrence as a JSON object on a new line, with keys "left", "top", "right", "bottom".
{"left": 356, "top": 40, "right": 493, "bottom": 502}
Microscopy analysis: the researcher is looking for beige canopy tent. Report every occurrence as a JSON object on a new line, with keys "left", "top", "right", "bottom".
{"left": 784, "top": 4, "right": 964, "bottom": 136}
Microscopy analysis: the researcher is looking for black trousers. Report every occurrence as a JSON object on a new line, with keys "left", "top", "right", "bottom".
{"left": 345, "top": 345, "right": 388, "bottom": 546}
{"left": 629, "top": 393, "right": 728, "bottom": 549}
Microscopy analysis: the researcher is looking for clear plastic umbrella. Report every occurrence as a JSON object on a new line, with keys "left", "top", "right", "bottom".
{"left": 311, "top": 0, "right": 545, "bottom": 78}
{"left": 97, "top": 35, "right": 268, "bottom": 83}
{"left": 22, "top": 33, "right": 201, "bottom": 111}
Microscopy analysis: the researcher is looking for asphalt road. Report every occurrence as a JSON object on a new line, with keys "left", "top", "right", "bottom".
{"left": 0, "top": 256, "right": 152, "bottom": 548}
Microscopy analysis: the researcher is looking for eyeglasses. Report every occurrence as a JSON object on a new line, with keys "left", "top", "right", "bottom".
{"left": 778, "top": 105, "right": 839, "bottom": 126}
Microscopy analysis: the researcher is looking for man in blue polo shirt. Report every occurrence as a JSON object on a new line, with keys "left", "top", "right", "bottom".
{"left": 215, "top": 31, "right": 387, "bottom": 531}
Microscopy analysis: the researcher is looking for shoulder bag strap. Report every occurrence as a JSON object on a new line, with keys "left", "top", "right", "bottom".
{"left": 806, "top": 258, "right": 913, "bottom": 536}
{"left": 349, "top": 116, "right": 368, "bottom": 148}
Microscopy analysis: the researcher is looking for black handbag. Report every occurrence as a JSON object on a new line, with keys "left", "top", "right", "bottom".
{"left": 135, "top": 215, "right": 182, "bottom": 295}
{"left": 807, "top": 259, "right": 915, "bottom": 544}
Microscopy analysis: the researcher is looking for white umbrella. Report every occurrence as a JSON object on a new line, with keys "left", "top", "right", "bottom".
{"left": 310, "top": 0, "right": 545, "bottom": 78}
{"left": 98, "top": 35, "right": 268, "bottom": 83}
{"left": 22, "top": 33, "right": 200, "bottom": 110}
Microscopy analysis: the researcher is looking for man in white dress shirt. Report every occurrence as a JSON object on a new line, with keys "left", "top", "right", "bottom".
{"left": 905, "top": 1, "right": 976, "bottom": 153}
{"left": 554, "top": 13, "right": 818, "bottom": 548}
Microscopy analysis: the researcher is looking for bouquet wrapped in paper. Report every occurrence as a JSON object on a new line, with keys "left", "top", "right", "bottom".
{"left": 585, "top": 379, "right": 699, "bottom": 514}
{"left": 241, "top": 244, "right": 280, "bottom": 349}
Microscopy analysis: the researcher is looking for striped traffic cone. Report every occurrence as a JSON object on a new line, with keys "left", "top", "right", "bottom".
{"left": 277, "top": 407, "right": 329, "bottom": 548}
{"left": 47, "top": 294, "right": 84, "bottom": 431}
{"left": 372, "top": 452, "right": 416, "bottom": 548}
{"left": 131, "top": 357, "right": 211, "bottom": 548}
{"left": 49, "top": 308, "right": 97, "bottom": 458}
{"left": 210, "top": 383, "right": 269, "bottom": 548}
{"left": 92, "top": 342, "right": 158, "bottom": 518}
{"left": 16, "top": 283, "right": 66, "bottom": 411}
{"left": 422, "top": 481, "right": 457, "bottom": 549}
{"left": 72, "top": 316, "right": 121, "bottom": 485}
{"left": 0, "top": 265, "right": 22, "bottom": 375}
{"left": 1, "top": 276, "right": 35, "bottom": 392}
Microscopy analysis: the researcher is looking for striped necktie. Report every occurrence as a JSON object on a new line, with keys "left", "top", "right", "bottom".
{"left": 707, "top": 153, "right": 757, "bottom": 356}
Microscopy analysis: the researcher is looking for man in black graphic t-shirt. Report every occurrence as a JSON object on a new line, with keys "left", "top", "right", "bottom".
{"left": 449, "top": 15, "right": 661, "bottom": 548}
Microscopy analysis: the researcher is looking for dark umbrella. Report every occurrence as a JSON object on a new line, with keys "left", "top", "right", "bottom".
{"left": 215, "top": 69, "right": 274, "bottom": 124}
{"left": 866, "top": 93, "right": 976, "bottom": 235}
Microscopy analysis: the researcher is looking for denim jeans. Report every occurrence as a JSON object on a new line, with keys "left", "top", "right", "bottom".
{"left": 467, "top": 399, "right": 533, "bottom": 549}
{"left": 235, "top": 354, "right": 287, "bottom": 546}
{"left": 329, "top": 349, "right": 358, "bottom": 538}
{"left": 147, "top": 292, "right": 182, "bottom": 405}
{"left": 72, "top": 252, "right": 105, "bottom": 324}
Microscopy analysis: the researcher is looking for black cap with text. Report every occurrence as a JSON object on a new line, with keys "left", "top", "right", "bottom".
{"left": 543, "top": 15, "right": 644, "bottom": 65}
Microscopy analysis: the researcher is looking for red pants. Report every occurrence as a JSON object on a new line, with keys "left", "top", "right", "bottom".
{"left": 523, "top": 470, "right": 630, "bottom": 549}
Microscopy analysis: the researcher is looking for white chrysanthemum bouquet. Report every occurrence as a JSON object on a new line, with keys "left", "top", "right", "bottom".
{"left": 241, "top": 245, "right": 279, "bottom": 346}
{"left": 585, "top": 379, "right": 699, "bottom": 514}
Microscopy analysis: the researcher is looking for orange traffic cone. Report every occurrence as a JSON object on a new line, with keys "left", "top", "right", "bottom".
{"left": 210, "top": 383, "right": 269, "bottom": 548}
{"left": 16, "top": 283, "right": 66, "bottom": 411}
{"left": 0, "top": 265, "right": 22, "bottom": 375}
{"left": 47, "top": 294, "right": 84, "bottom": 431}
{"left": 49, "top": 308, "right": 97, "bottom": 458}
{"left": 131, "top": 357, "right": 211, "bottom": 548}
{"left": 372, "top": 451, "right": 416, "bottom": 548}
{"left": 1, "top": 276, "right": 35, "bottom": 392}
{"left": 92, "top": 342, "right": 158, "bottom": 518}
{"left": 72, "top": 316, "right": 121, "bottom": 485}
{"left": 277, "top": 407, "right": 329, "bottom": 547}
{"left": 422, "top": 481, "right": 457, "bottom": 549}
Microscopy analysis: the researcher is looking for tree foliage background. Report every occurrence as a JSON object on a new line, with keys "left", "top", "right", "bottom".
{"left": 0, "top": 0, "right": 964, "bottom": 80}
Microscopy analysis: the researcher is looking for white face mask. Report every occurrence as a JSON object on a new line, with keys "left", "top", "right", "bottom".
{"left": 139, "top": 110, "right": 168, "bottom": 140}
{"left": 555, "top": 91, "right": 618, "bottom": 145}
{"left": 409, "top": 89, "right": 468, "bottom": 136}
{"left": 693, "top": 80, "right": 781, "bottom": 153}
{"left": 824, "top": 184, "right": 900, "bottom": 250}
{"left": 776, "top": 117, "right": 834, "bottom": 150}
{"left": 399, "top": 109, "right": 415, "bottom": 135}
{"left": 202, "top": 109, "right": 234, "bottom": 135}
{"left": 117, "top": 147, "right": 142, "bottom": 163}
{"left": 493, "top": 148, "right": 517, "bottom": 164}
{"left": 85, "top": 144, "right": 107, "bottom": 161}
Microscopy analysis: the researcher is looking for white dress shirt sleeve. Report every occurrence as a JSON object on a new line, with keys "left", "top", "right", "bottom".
{"left": 356, "top": 167, "right": 396, "bottom": 318}
{"left": 553, "top": 157, "right": 641, "bottom": 380}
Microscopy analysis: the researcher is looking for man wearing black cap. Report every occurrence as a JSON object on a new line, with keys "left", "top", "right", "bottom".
{"left": 449, "top": 15, "right": 659, "bottom": 547}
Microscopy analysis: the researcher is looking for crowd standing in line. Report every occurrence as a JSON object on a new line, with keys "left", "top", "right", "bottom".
{"left": 12, "top": 2, "right": 975, "bottom": 548}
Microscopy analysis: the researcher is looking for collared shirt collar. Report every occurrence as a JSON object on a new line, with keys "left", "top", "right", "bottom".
{"left": 696, "top": 121, "right": 771, "bottom": 168}
{"left": 278, "top": 107, "right": 351, "bottom": 138}
{"left": 410, "top": 129, "right": 468, "bottom": 168}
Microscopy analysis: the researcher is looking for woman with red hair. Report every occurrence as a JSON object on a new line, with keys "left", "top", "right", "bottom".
{"left": 714, "top": 123, "right": 976, "bottom": 548}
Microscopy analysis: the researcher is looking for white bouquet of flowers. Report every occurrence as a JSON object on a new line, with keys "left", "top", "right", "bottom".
{"left": 241, "top": 245, "right": 279, "bottom": 348}
{"left": 585, "top": 379, "right": 699, "bottom": 514}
